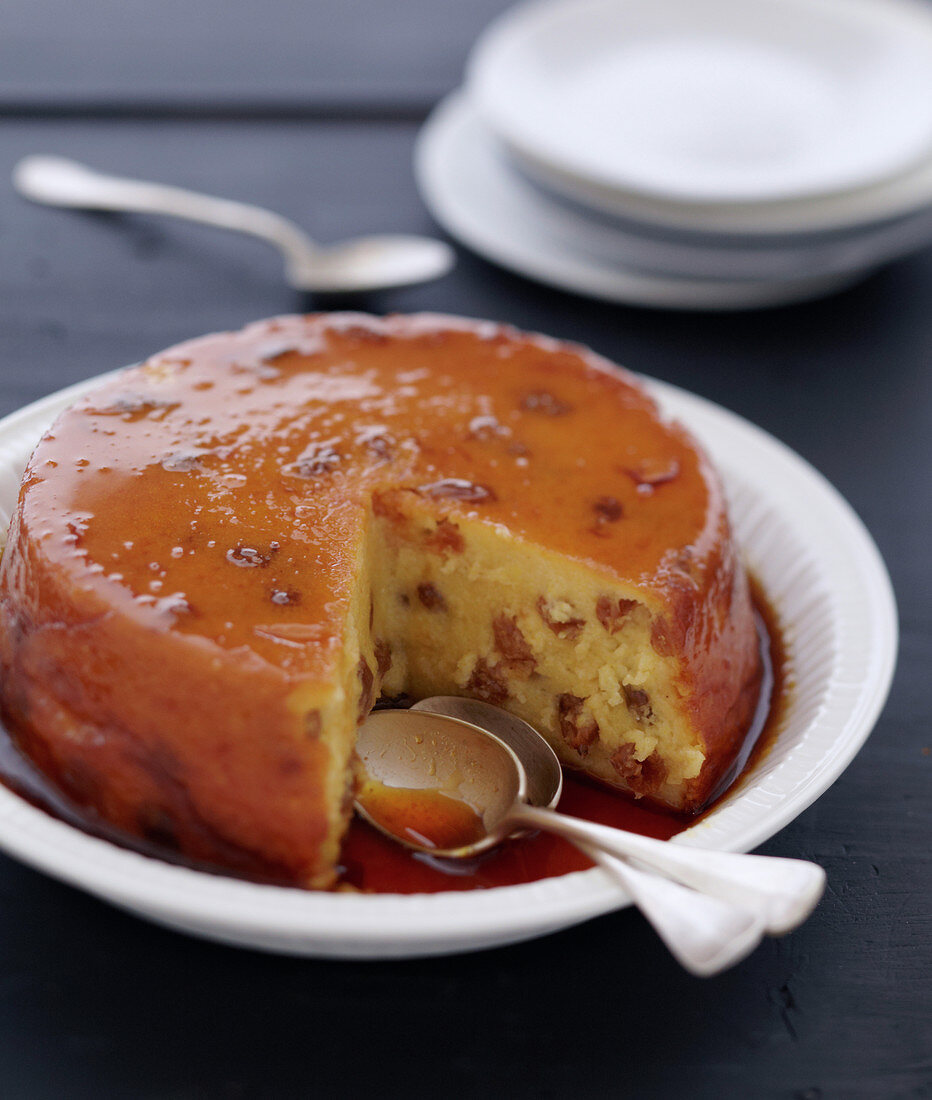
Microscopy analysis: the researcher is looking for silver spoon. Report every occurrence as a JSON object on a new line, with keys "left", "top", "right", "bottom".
{"left": 356, "top": 707, "right": 826, "bottom": 976}
{"left": 411, "top": 696, "right": 825, "bottom": 932}
{"left": 12, "top": 154, "right": 456, "bottom": 293}
{"left": 408, "top": 697, "right": 760, "bottom": 972}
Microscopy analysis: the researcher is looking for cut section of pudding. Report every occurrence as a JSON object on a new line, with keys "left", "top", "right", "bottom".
{"left": 0, "top": 314, "right": 762, "bottom": 887}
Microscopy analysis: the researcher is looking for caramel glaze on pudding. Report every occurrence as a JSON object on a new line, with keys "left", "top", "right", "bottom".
{"left": 0, "top": 314, "right": 762, "bottom": 888}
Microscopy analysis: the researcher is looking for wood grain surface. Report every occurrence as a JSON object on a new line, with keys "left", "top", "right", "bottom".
{"left": 0, "top": 0, "right": 511, "bottom": 113}
{"left": 0, "top": 4, "right": 929, "bottom": 1098}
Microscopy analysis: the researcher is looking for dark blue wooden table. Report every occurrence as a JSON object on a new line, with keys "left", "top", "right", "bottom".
{"left": 0, "top": 3, "right": 928, "bottom": 1096}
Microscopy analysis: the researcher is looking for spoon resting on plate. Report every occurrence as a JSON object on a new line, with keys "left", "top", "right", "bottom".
{"left": 12, "top": 155, "right": 456, "bottom": 294}
{"left": 356, "top": 704, "right": 826, "bottom": 976}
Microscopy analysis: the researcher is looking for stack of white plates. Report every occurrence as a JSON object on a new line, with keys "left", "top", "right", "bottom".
{"left": 415, "top": 0, "right": 932, "bottom": 309}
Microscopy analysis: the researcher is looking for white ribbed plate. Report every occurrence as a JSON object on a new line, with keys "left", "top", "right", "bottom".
{"left": 0, "top": 369, "right": 897, "bottom": 957}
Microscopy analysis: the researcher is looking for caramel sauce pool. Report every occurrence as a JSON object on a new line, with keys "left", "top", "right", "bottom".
{"left": 356, "top": 777, "right": 487, "bottom": 851}
{"left": 0, "top": 588, "right": 786, "bottom": 895}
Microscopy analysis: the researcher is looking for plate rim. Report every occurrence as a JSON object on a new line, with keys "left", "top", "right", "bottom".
{"left": 0, "top": 363, "right": 898, "bottom": 956}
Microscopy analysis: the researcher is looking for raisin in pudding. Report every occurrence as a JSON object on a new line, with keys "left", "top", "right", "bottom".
{"left": 0, "top": 314, "right": 762, "bottom": 887}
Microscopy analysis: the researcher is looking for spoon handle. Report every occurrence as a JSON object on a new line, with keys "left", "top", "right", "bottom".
{"left": 578, "top": 843, "right": 764, "bottom": 976}
{"left": 12, "top": 154, "right": 319, "bottom": 274}
{"left": 508, "top": 803, "right": 825, "bottom": 935}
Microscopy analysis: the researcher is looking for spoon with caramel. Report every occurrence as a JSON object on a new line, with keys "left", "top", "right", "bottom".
{"left": 355, "top": 705, "right": 825, "bottom": 976}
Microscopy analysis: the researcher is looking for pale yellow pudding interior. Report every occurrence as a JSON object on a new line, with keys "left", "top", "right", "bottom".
{"left": 344, "top": 494, "right": 706, "bottom": 812}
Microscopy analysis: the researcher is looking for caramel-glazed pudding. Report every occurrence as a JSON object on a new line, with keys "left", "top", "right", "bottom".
{"left": 0, "top": 314, "right": 762, "bottom": 887}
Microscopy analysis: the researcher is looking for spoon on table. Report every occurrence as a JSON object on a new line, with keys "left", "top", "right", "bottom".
{"left": 12, "top": 154, "right": 456, "bottom": 293}
{"left": 356, "top": 705, "right": 826, "bottom": 976}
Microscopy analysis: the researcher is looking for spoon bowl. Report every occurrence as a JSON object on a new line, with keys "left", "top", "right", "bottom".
{"left": 287, "top": 234, "right": 455, "bottom": 294}
{"left": 410, "top": 695, "right": 563, "bottom": 810}
{"left": 354, "top": 709, "right": 528, "bottom": 857}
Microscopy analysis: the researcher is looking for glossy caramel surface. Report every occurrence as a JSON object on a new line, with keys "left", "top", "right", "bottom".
{"left": 14, "top": 313, "right": 724, "bottom": 685}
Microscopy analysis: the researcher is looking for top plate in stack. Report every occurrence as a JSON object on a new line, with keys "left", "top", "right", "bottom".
{"left": 416, "top": 0, "right": 932, "bottom": 308}
{"left": 467, "top": 0, "right": 932, "bottom": 226}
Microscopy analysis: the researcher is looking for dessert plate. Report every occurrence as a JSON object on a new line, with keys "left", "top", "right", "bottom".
{"left": 0, "top": 366, "right": 897, "bottom": 958}
{"left": 415, "top": 94, "right": 873, "bottom": 310}
{"left": 468, "top": 0, "right": 932, "bottom": 205}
